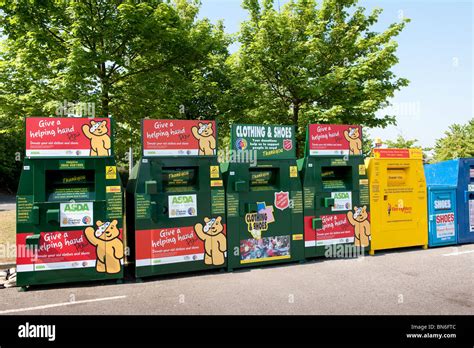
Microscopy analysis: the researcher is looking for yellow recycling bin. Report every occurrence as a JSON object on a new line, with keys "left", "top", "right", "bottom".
{"left": 366, "top": 149, "right": 428, "bottom": 254}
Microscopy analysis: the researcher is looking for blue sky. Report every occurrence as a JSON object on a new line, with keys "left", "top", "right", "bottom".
{"left": 199, "top": 0, "right": 473, "bottom": 149}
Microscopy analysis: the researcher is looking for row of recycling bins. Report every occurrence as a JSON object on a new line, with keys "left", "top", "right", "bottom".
{"left": 16, "top": 117, "right": 474, "bottom": 287}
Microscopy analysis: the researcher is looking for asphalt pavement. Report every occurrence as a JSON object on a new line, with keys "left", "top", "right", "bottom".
{"left": 0, "top": 194, "right": 15, "bottom": 212}
{"left": 0, "top": 243, "right": 473, "bottom": 315}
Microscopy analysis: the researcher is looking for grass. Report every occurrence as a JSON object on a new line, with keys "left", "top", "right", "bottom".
{"left": 0, "top": 210, "right": 16, "bottom": 264}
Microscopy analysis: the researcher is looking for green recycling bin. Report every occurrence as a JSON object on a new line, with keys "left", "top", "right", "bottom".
{"left": 300, "top": 124, "right": 370, "bottom": 258}
{"left": 16, "top": 117, "right": 124, "bottom": 288}
{"left": 223, "top": 124, "right": 304, "bottom": 271}
{"left": 126, "top": 120, "right": 226, "bottom": 278}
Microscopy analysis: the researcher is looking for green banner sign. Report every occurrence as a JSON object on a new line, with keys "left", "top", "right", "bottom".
{"left": 230, "top": 124, "right": 296, "bottom": 160}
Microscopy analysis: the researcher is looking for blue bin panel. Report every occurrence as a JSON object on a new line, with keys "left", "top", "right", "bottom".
{"left": 458, "top": 159, "right": 474, "bottom": 244}
{"left": 428, "top": 187, "right": 457, "bottom": 247}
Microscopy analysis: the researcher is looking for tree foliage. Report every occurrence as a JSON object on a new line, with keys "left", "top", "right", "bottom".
{"left": 233, "top": 0, "right": 410, "bottom": 153}
{"left": 433, "top": 119, "right": 474, "bottom": 162}
{"left": 0, "top": 0, "right": 412, "bottom": 191}
{"left": 0, "top": 0, "right": 231, "bottom": 177}
{"left": 385, "top": 135, "right": 421, "bottom": 149}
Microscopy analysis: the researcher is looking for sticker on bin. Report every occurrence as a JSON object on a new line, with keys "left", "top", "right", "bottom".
{"left": 470, "top": 200, "right": 474, "bottom": 232}
{"left": 331, "top": 192, "right": 352, "bottom": 211}
{"left": 435, "top": 213, "right": 455, "bottom": 238}
{"left": 168, "top": 194, "right": 197, "bottom": 218}
{"left": 60, "top": 202, "right": 93, "bottom": 227}
{"left": 434, "top": 199, "right": 451, "bottom": 210}
{"left": 468, "top": 184, "right": 474, "bottom": 192}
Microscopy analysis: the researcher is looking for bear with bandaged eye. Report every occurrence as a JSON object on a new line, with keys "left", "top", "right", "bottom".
{"left": 343, "top": 127, "right": 362, "bottom": 155}
{"left": 82, "top": 120, "right": 111, "bottom": 156}
{"left": 84, "top": 220, "right": 124, "bottom": 274}
{"left": 194, "top": 216, "right": 226, "bottom": 266}
{"left": 347, "top": 206, "right": 371, "bottom": 247}
{"left": 191, "top": 122, "right": 216, "bottom": 156}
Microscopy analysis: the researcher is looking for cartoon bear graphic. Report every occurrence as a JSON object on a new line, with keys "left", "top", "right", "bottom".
{"left": 194, "top": 216, "right": 226, "bottom": 266}
{"left": 347, "top": 206, "right": 371, "bottom": 247}
{"left": 343, "top": 127, "right": 362, "bottom": 155}
{"left": 191, "top": 122, "right": 216, "bottom": 156}
{"left": 84, "top": 220, "right": 124, "bottom": 274}
{"left": 82, "top": 120, "right": 111, "bottom": 156}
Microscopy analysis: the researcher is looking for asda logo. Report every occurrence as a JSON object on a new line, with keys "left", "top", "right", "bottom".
{"left": 333, "top": 192, "right": 350, "bottom": 199}
{"left": 63, "top": 203, "right": 91, "bottom": 212}
{"left": 172, "top": 196, "right": 194, "bottom": 204}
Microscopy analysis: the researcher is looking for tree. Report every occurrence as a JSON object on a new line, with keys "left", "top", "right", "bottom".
{"left": 433, "top": 119, "right": 474, "bottom": 162}
{"left": 234, "top": 0, "right": 410, "bottom": 153}
{"left": 0, "top": 0, "right": 231, "bottom": 171}
{"left": 385, "top": 135, "right": 421, "bottom": 149}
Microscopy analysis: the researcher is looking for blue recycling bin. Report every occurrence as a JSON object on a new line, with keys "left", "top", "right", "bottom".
{"left": 426, "top": 185, "right": 457, "bottom": 246}
{"left": 424, "top": 158, "right": 474, "bottom": 245}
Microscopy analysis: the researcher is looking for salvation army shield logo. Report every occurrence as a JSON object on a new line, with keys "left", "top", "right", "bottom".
{"left": 283, "top": 139, "right": 293, "bottom": 151}
{"left": 274, "top": 191, "right": 290, "bottom": 211}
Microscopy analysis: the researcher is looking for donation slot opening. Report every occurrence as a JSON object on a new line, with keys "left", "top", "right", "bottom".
{"left": 321, "top": 166, "right": 352, "bottom": 191}
{"left": 249, "top": 168, "right": 278, "bottom": 189}
{"left": 162, "top": 167, "right": 198, "bottom": 192}
{"left": 46, "top": 170, "right": 95, "bottom": 202}
{"left": 387, "top": 167, "right": 408, "bottom": 187}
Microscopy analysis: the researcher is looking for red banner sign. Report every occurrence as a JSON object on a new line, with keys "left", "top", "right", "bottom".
{"left": 142, "top": 120, "right": 217, "bottom": 156}
{"left": 308, "top": 124, "right": 362, "bottom": 156}
{"left": 304, "top": 214, "right": 355, "bottom": 247}
{"left": 26, "top": 117, "right": 112, "bottom": 157}
{"left": 135, "top": 225, "right": 226, "bottom": 267}
{"left": 373, "top": 148, "right": 423, "bottom": 159}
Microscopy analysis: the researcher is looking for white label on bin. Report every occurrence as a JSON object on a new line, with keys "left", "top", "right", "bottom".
{"left": 23, "top": 166, "right": 30, "bottom": 170}
{"left": 331, "top": 191, "right": 352, "bottom": 211}
{"left": 470, "top": 200, "right": 474, "bottom": 232}
{"left": 168, "top": 194, "right": 197, "bottom": 219}
{"left": 434, "top": 199, "right": 451, "bottom": 210}
{"left": 468, "top": 184, "right": 474, "bottom": 192}
{"left": 435, "top": 213, "right": 455, "bottom": 238}
{"left": 60, "top": 202, "right": 94, "bottom": 227}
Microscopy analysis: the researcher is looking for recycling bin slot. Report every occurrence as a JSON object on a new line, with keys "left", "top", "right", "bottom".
{"left": 46, "top": 170, "right": 95, "bottom": 202}
{"left": 387, "top": 168, "right": 408, "bottom": 187}
{"left": 249, "top": 168, "right": 278, "bottom": 188}
{"left": 162, "top": 168, "right": 197, "bottom": 190}
{"left": 245, "top": 203, "right": 258, "bottom": 213}
{"left": 25, "top": 234, "right": 41, "bottom": 247}
{"left": 235, "top": 180, "right": 248, "bottom": 192}
{"left": 324, "top": 197, "right": 335, "bottom": 208}
{"left": 46, "top": 209, "right": 60, "bottom": 224}
{"left": 321, "top": 166, "right": 352, "bottom": 191}
{"left": 32, "top": 206, "right": 40, "bottom": 225}
{"left": 145, "top": 181, "right": 158, "bottom": 195}
{"left": 312, "top": 218, "right": 323, "bottom": 230}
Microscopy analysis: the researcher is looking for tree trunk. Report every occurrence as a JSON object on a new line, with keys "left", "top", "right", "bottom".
{"left": 292, "top": 102, "right": 301, "bottom": 157}
{"left": 101, "top": 84, "right": 109, "bottom": 117}
{"left": 100, "top": 62, "right": 110, "bottom": 117}
{"left": 292, "top": 102, "right": 300, "bottom": 126}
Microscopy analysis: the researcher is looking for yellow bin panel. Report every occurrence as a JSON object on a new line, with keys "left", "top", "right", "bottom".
{"left": 366, "top": 149, "right": 428, "bottom": 252}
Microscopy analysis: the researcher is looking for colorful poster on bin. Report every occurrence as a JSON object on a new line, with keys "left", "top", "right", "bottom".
{"left": 308, "top": 124, "right": 362, "bottom": 156}
{"left": 230, "top": 124, "right": 296, "bottom": 160}
{"left": 142, "top": 119, "right": 217, "bottom": 156}
{"left": 25, "top": 117, "right": 112, "bottom": 157}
